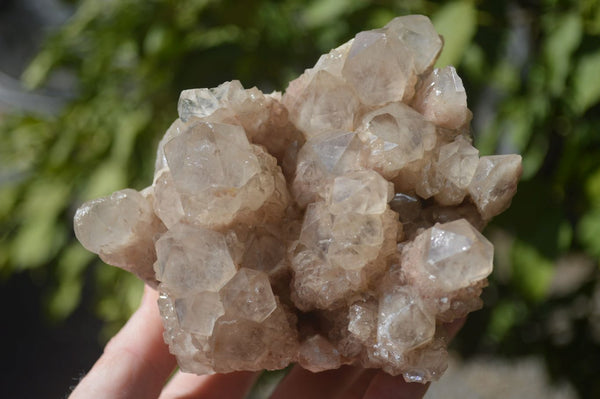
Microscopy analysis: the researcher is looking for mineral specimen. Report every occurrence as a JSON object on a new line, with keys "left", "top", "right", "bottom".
{"left": 74, "top": 15, "right": 522, "bottom": 383}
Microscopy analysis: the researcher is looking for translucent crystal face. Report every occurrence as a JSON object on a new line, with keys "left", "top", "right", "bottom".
{"left": 298, "top": 335, "right": 342, "bottom": 372}
{"left": 378, "top": 286, "right": 435, "bottom": 352}
{"left": 74, "top": 189, "right": 148, "bottom": 253}
{"left": 73, "top": 14, "right": 522, "bottom": 382}
{"left": 219, "top": 268, "right": 277, "bottom": 323}
{"left": 422, "top": 219, "right": 494, "bottom": 292}
{"left": 154, "top": 224, "right": 237, "bottom": 296}
{"left": 437, "top": 136, "right": 479, "bottom": 190}
{"left": 348, "top": 299, "right": 378, "bottom": 342}
{"left": 468, "top": 154, "right": 523, "bottom": 220}
{"left": 286, "top": 70, "right": 360, "bottom": 135}
{"left": 164, "top": 121, "right": 260, "bottom": 192}
{"left": 358, "top": 103, "right": 437, "bottom": 178}
{"left": 292, "top": 130, "right": 370, "bottom": 207}
{"left": 384, "top": 15, "right": 443, "bottom": 74}
{"left": 175, "top": 291, "right": 225, "bottom": 336}
{"left": 211, "top": 318, "right": 268, "bottom": 364}
{"left": 178, "top": 81, "right": 245, "bottom": 122}
{"left": 73, "top": 188, "right": 164, "bottom": 285}
{"left": 307, "top": 130, "right": 365, "bottom": 175}
{"left": 328, "top": 170, "right": 392, "bottom": 215}
{"left": 434, "top": 136, "right": 480, "bottom": 205}
{"left": 329, "top": 212, "right": 385, "bottom": 270}
{"left": 413, "top": 66, "right": 470, "bottom": 130}
{"left": 342, "top": 29, "right": 417, "bottom": 106}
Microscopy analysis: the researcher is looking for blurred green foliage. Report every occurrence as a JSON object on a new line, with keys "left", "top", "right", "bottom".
{"left": 1, "top": 0, "right": 600, "bottom": 396}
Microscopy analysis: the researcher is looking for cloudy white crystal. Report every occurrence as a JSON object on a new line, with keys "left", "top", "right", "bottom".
{"left": 357, "top": 102, "right": 437, "bottom": 179}
{"left": 73, "top": 188, "right": 164, "bottom": 286}
{"left": 154, "top": 224, "right": 236, "bottom": 295}
{"left": 413, "top": 66, "right": 471, "bottom": 130}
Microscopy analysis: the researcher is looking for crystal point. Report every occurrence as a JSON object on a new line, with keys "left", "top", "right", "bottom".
{"left": 378, "top": 286, "right": 435, "bottom": 352}
{"left": 220, "top": 268, "right": 277, "bottom": 323}
{"left": 342, "top": 29, "right": 417, "bottom": 105}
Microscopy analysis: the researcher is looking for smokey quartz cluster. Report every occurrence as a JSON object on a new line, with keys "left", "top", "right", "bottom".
{"left": 74, "top": 15, "right": 522, "bottom": 382}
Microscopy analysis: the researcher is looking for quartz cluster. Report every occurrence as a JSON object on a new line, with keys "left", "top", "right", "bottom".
{"left": 74, "top": 15, "right": 522, "bottom": 383}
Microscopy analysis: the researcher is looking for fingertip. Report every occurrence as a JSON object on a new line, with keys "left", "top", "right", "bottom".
{"left": 362, "top": 372, "right": 430, "bottom": 399}
{"left": 271, "top": 365, "right": 363, "bottom": 399}
{"left": 160, "top": 370, "right": 259, "bottom": 399}
{"left": 70, "top": 284, "right": 176, "bottom": 399}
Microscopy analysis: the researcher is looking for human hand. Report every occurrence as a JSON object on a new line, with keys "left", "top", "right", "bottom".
{"left": 69, "top": 286, "right": 464, "bottom": 399}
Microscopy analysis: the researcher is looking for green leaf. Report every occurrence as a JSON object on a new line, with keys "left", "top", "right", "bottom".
{"left": 21, "top": 50, "right": 57, "bottom": 90}
{"left": 21, "top": 180, "right": 70, "bottom": 218}
{"left": 113, "top": 108, "right": 151, "bottom": 163}
{"left": 45, "top": 243, "right": 95, "bottom": 320}
{"left": 572, "top": 50, "right": 600, "bottom": 114}
{"left": 58, "top": 243, "right": 95, "bottom": 280}
{"left": 82, "top": 161, "right": 127, "bottom": 201}
{"left": 577, "top": 208, "right": 600, "bottom": 260}
{"left": 543, "top": 12, "right": 582, "bottom": 96}
{"left": 11, "top": 218, "right": 67, "bottom": 269}
{"left": 502, "top": 99, "right": 534, "bottom": 153}
{"left": 462, "top": 43, "right": 485, "bottom": 81}
{"left": 46, "top": 278, "right": 83, "bottom": 322}
{"left": 432, "top": 1, "right": 477, "bottom": 68}
{"left": 303, "top": 0, "right": 368, "bottom": 29}
{"left": 521, "top": 133, "right": 549, "bottom": 181}
{"left": 511, "top": 239, "right": 555, "bottom": 302}
{"left": 491, "top": 61, "right": 519, "bottom": 93}
{"left": 486, "top": 300, "right": 527, "bottom": 342}
{"left": 0, "top": 185, "right": 18, "bottom": 221}
{"left": 184, "top": 25, "right": 243, "bottom": 51}
{"left": 11, "top": 180, "right": 70, "bottom": 268}
{"left": 585, "top": 168, "right": 600, "bottom": 207}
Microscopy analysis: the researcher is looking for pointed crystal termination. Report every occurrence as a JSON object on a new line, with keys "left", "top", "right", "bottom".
{"left": 342, "top": 29, "right": 418, "bottom": 106}
{"left": 178, "top": 80, "right": 300, "bottom": 161}
{"left": 384, "top": 15, "right": 443, "bottom": 75}
{"left": 153, "top": 119, "right": 290, "bottom": 229}
{"left": 357, "top": 102, "right": 437, "bottom": 180}
{"left": 73, "top": 188, "right": 165, "bottom": 287}
{"left": 154, "top": 224, "right": 237, "bottom": 296}
{"left": 377, "top": 286, "right": 435, "bottom": 353}
{"left": 433, "top": 136, "right": 480, "bottom": 205}
{"left": 290, "top": 199, "right": 398, "bottom": 310}
{"left": 412, "top": 66, "right": 472, "bottom": 130}
{"left": 348, "top": 299, "right": 378, "bottom": 343}
{"left": 297, "top": 335, "right": 342, "bottom": 372}
{"left": 401, "top": 219, "right": 494, "bottom": 293}
{"left": 175, "top": 291, "right": 225, "bottom": 336}
{"left": 468, "top": 154, "right": 523, "bottom": 220}
{"left": 73, "top": 14, "right": 522, "bottom": 381}
{"left": 327, "top": 170, "right": 394, "bottom": 215}
{"left": 283, "top": 70, "right": 360, "bottom": 136}
{"left": 219, "top": 268, "right": 277, "bottom": 323}
{"left": 292, "top": 130, "right": 367, "bottom": 207}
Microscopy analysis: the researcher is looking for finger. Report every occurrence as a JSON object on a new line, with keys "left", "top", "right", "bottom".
{"left": 159, "top": 369, "right": 259, "bottom": 399}
{"left": 362, "top": 371, "right": 430, "bottom": 399}
{"left": 336, "top": 368, "right": 378, "bottom": 399}
{"left": 70, "top": 286, "right": 177, "bottom": 399}
{"left": 271, "top": 365, "right": 364, "bottom": 399}
{"left": 444, "top": 317, "right": 466, "bottom": 341}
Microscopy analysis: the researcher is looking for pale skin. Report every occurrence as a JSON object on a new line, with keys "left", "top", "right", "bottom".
{"left": 69, "top": 286, "right": 465, "bottom": 399}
